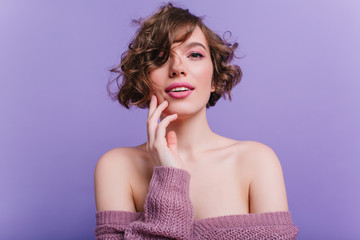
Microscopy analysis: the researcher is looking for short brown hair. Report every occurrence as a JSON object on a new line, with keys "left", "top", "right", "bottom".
{"left": 108, "top": 2, "right": 242, "bottom": 109}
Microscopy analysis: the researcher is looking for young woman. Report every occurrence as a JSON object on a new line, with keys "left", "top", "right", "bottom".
{"left": 95, "top": 3, "right": 298, "bottom": 239}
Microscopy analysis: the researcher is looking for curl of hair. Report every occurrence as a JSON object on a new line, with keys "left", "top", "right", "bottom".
{"left": 108, "top": 2, "right": 243, "bottom": 109}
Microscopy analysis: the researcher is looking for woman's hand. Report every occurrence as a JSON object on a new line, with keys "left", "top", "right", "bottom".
{"left": 146, "top": 95, "right": 184, "bottom": 169}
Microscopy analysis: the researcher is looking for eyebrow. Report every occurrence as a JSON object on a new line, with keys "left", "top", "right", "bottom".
{"left": 183, "top": 42, "right": 207, "bottom": 51}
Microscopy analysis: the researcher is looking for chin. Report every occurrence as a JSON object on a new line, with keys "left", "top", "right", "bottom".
{"left": 163, "top": 104, "right": 205, "bottom": 117}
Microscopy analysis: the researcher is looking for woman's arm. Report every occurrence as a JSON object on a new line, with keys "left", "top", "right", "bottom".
{"left": 94, "top": 151, "right": 194, "bottom": 239}
{"left": 94, "top": 148, "right": 137, "bottom": 240}
{"left": 247, "top": 141, "right": 289, "bottom": 213}
{"left": 125, "top": 166, "right": 193, "bottom": 239}
{"left": 95, "top": 148, "right": 136, "bottom": 213}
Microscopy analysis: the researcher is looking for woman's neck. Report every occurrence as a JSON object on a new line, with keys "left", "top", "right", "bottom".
{"left": 163, "top": 108, "right": 216, "bottom": 158}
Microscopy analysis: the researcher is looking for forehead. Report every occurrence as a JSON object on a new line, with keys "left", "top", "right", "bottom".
{"left": 172, "top": 26, "right": 209, "bottom": 51}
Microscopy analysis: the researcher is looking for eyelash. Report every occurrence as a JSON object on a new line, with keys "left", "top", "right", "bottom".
{"left": 188, "top": 52, "right": 204, "bottom": 59}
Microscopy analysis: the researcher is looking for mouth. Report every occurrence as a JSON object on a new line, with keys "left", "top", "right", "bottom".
{"left": 165, "top": 82, "right": 194, "bottom": 99}
{"left": 166, "top": 86, "right": 192, "bottom": 92}
{"left": 165, "top": 82, "right": 195, "bottom": 93}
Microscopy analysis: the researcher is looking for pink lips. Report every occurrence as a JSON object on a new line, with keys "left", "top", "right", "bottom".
{"left": 165, "top": 82, "right": 194, "bottom": 99}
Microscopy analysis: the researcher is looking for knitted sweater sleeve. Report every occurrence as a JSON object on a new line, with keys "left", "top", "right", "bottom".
{"left": 95, "top": 166, "right": 194, "bottom": 240}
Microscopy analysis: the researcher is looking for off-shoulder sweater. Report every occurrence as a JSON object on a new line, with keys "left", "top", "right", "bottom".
{"left": 95, "top": 167, "right": 299, "bottom": 239}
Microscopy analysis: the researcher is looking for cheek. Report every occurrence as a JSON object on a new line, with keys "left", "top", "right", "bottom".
{"left": 148, "top": 70, "right": 163, "bottom": 92}
{"left": 193, "top": 61, "right": 213, "bottom": 87}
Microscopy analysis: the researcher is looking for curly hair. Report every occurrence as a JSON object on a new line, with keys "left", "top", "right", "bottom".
{"left": 108, "top": 2, "right": 242, "bottom": 109}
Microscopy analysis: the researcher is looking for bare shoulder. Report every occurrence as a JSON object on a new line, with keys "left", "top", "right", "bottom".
{"left": 96, "top": 147, "right": 134, "bottom": 168}
{"left": 94, "top": 146, "right": 149, "bottom": 212}
{"left": 233, "top": 140, "right": 290, "bottom": 213}
{"left": 219, "top": 140, "right": 277, "bottom": 162}
{"left": 234, "top": 140, "right": 279, "bottom": 162}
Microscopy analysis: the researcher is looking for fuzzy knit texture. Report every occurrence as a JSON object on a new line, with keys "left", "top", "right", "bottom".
{"left": 95, "top": 166, "right": 299, "bottom": 239}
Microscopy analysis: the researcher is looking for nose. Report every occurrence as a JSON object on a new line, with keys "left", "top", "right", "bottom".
{"left": 169, "top": 54, "right": 187, "bottom": 78}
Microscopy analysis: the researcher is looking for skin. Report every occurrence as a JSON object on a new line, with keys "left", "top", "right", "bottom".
{"left": 95, "top": 26, "right": 289, "bottom": 220}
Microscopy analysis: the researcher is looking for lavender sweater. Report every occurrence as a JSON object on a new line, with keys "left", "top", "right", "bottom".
{"left": 95, "top": 167, "right": 298, "bottom": 239}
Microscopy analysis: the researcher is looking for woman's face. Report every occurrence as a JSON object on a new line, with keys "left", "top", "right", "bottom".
{"left": 148, "top": 26, "right": 215, "bottom": 118}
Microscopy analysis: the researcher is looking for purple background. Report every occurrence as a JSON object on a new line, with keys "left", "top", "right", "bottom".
{"left": 1, "top": 0, "right": 359, "bottom": 239}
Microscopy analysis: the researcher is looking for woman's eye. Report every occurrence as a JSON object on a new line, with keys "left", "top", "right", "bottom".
{"left": 188, "top": 52, "right": 204, "bottom": 59}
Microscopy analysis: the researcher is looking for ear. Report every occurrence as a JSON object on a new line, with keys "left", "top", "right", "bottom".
{"left": 211, "top": 82, "right": 216, "bottom": 92}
